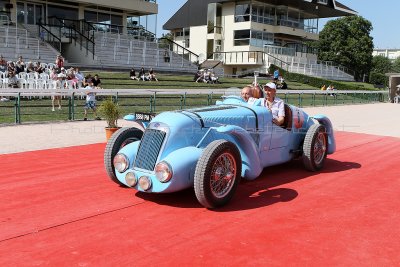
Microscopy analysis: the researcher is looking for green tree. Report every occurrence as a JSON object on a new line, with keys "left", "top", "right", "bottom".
{"left": 371, "top": 55, "right": 392, "bottom": 74}
{"left": 318, "top": 16, "right": 374, "bottom": 81}
{"left": 392, "top": 57, "right": 400, "bottom": 73}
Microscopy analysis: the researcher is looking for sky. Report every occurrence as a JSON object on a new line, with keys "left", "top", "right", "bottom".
{"left": 156, "top": 0, "right": 400, "bottom": 49}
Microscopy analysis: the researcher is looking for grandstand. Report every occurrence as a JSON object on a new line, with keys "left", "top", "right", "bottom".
{"left": 0, "top": 0, "right": 198, "bottom": 74}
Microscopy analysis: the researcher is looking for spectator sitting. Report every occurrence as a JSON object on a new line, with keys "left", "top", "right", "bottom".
{"left": 277, "top": 79, "right": 287, "bottom": 89}
{"left": 83, "top": 74, "right": 92, "bottom": 87}
{"left": 327, "top": 84, "right": 336, "bottom": 96}
{"left": 130, "top": 68, "right": 139, "bottom": 80}
{"left": 16, "top": 56, "right": 25, "bottom": 69}
{"left": 74, "top": 67, "right": 84, "bottom": 87}
{"left": 0, "top": 55, "right": 8, "bottom": 72}
{"left": 92, "top": 74, "right": 102, "bottom": 88}
{"left": 321, "top": 84, "right": 327, "bottom": 91}
{"left": 34, "top": 62, "right": 44, "bottom": 74}
{"left": 195, "top": 69, "right": 205, "bottom": 83}
{"left": 66, "top": 69, "right": 78, "bottom": 89}
{"left": 148, "top": 68, "right": 158, "bottom": 82}
{"left": 15, "top": 61, "right": 24, "bottom": 74}
{"left": 26, "top": 62, "right": 35, "bottom": 73}
{"left": 209, "top": 71, "right": 220, "bottom": 84}
{"left": 7, "top": 62, "right": 16, "bottom": 76}
{"left": 139, "top": 67, "right": 148, "bottom": 81}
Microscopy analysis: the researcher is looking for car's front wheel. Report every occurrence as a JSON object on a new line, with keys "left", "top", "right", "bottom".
{"left": 302, "top": 124, "right": 328, "bottom": 171}
{"left": 104, "top": 127, "right": 143, "bottom": 185}
{"left": 194, "top": 140, "right": 242, "bottom": 209}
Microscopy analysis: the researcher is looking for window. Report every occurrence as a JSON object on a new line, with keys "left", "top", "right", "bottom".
{"left": 250, "top": 30, "right": 274, "bottom": 48}
{"left": 235, "top": 4, "right": 250, "bottom": 22}
{"left": 48, "top": 5, "right": 78, "bottom": 20}
{"left": 234, "top": 30, "right": 250, "bottom": 46}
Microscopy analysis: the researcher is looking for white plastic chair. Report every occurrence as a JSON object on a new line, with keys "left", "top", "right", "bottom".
{"left": 26, "top": 78, "right": 36, "bottom": 90}
{"left": 39, "top": 73, "right": 49, "bottom": 80}
{"left": 36, "top": 79, "right": 48, "bottom": 90}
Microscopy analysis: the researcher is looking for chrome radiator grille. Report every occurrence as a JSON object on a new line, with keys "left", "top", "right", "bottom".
{"left": 134, "top": 129, "right": 166, "bottom": 171}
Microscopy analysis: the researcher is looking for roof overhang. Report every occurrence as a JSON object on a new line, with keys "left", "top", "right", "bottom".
{"left": 163, "top": 0, "right": 357, "bottom": 30}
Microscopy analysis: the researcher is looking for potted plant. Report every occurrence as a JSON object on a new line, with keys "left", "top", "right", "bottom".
{"left": 98, "top": 98, "right": 121, "bottom": 140}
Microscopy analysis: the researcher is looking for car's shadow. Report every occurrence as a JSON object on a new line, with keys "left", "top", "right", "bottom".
{"left": 135, "top": 158, "right": 361, "bottom": 211}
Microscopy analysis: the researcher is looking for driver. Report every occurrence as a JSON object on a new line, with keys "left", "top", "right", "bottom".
{"left": 262, "top": 82, "right": 285, "bottom": 126}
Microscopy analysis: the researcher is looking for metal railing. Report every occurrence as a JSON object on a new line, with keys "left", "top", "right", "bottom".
{"left": 38, "top": 24, "right": 62, "bottom": 52}
{"left": 158, "top": 38, "right": 199, "bottom": 64}
{"left": 47, "top": 16, "right": 95, "bottom": 58}
{"left": 0, "top": 89, "right": 388, "bottom": 125}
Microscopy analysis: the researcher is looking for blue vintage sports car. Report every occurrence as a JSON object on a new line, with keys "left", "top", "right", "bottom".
{"left": 104, "top": 95, "right": 336, "bottom": 208}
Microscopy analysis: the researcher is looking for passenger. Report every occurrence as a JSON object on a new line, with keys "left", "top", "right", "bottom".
{"left": 241, "top": 85, "right": 257, "bottom": 104}
{"left": 241, "top": 86, "right": 253, "bottom": 102}
{"left": 262, "top": 82, "right": 285, "bottom": 126}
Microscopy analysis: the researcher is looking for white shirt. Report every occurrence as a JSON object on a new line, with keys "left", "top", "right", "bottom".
{"left": 85, "top": 85, "right": 96, "bottom": 102}
{"left": 261, "top": 97, "right": 285, "bottom": 119}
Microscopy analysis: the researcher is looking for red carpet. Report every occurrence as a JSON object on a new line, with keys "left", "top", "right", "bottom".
{"left": 0, "top": 132, "right": 399, "bottom": 266}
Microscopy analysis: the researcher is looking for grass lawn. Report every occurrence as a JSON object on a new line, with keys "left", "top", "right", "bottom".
{"left": 0, "top": 72, "right": 385, "bottom": 124}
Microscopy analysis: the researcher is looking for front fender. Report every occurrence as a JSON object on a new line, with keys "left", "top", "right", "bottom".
{"left": 160, "top": 146, "right": 203, "bottom": 191}
{"left": 313, "top": 115, "right": 336, "bottom": 154}
{"left": 215, "top": 125, "right": 262, "bottom": 180}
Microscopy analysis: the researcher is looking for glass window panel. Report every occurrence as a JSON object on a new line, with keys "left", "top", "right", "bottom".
{"left": 48, "top": 5, "right": 78, "bottom": 20}
{"left": 16, "top": 2, "right": 24, "bottom": 24}
{"left": 234, "top": 30, "right": 250, "bottom": 39}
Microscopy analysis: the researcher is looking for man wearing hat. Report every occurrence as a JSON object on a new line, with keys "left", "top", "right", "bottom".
{"left": 262, "top": 82, "right": 285, "bottom": 126}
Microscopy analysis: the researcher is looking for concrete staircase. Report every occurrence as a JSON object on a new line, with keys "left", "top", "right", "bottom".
{"left": 92, "top": 32, "right": 198, "bottom": 73}
{"left": 0, "top": 25, "right": 60, "bottom": 64}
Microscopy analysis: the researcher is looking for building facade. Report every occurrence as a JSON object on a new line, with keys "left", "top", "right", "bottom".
{"left": 164, "top": 0, "right": 356, "bottom": 75}
{"left": 0, "top": 0, "right": 158, "bottom": 35}
{"left": 373, "top": 49, "right": 400, "bottom": 61}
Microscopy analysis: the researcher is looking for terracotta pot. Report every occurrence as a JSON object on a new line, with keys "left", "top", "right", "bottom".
{"left": 105, "top": 127, "right": 120, "bottom": 140}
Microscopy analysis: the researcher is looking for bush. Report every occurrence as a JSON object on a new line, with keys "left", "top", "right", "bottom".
{"left": 98, "top": 98, "right": 120, "bottom": 128}
{"left": 369, "top": 72, "right": 388, "bottom": 86}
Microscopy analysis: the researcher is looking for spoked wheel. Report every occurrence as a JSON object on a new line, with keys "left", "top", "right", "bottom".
{"left": 104, "top": 127, "right": 143, "bottom": 185}
{"left": 302, "top": 124, "right": 328, "bottom": 171}
{"left": 194, "top": 140, "right": 242, "bottom": 209}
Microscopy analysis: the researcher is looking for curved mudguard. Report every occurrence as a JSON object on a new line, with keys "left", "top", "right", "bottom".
{"left": 215, "top": 125, "right": 263, "bottom": 180}
{"left": 313, "top": 115, "right": 336, "bottom": 154}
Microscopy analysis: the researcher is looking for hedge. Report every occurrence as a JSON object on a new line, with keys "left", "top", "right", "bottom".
{"left": 268, "top": 64, "right": 372, "bottom": 90}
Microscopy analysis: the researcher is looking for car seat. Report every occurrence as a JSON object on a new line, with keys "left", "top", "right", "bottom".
{"left": 281, "top": 104, "right": 292, "bottom": 131}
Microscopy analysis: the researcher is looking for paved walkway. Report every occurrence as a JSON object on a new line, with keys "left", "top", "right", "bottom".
{"left": 1, "top": 103, "right": 399, "bottom": 154}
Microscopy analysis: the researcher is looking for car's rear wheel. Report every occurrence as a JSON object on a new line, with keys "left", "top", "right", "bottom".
{"left": 302, "top": 124, "right": 328, "bottom": 171}
{"left": 194, "top": 140, "right": 242, "bottom": 209}
{"left": 104, "top": 127, "right": 143, "bottom": 185}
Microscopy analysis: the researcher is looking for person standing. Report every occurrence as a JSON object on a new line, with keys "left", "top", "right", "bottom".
{"left": 83, "top": 80, "right": 100, "bottom": 121}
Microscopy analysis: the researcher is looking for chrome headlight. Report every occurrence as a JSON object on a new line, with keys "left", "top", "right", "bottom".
{"left": 125, "top": 172, "right": 137, "bottom": 187}
{"left": 155, "top": 161, "right": 173, "bottom": 183}
{"left": 139, "top": 176, "right": 152, "bottom": 191}
{"left": 113, "top": 153, "right": 129, "bottom": 173}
